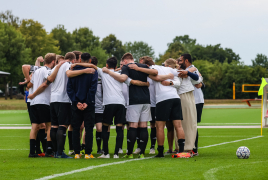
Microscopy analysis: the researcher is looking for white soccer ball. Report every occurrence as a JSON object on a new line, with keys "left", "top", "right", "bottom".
{"left": 236, "top": 146, "right": 250, "bottom": 159}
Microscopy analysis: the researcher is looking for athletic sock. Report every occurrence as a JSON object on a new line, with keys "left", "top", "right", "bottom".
{"left": 81, "top": 143, "right": 85, "bottom": 150}
{"left": 35, "top": 133, "right": 42, "bottom": 154}
{"left": 96, "top": 131, "right": 102, "bottom": 151}
{"left": 102, "top": 125, "right": 109, "bottom": 155}
{"left": 139, "top": 127, "right": 148, "bottom": 154}
{"left": 136, "top": 127, "right": 140, "bottom": 149}
{"left": 50, "top": 127, "right": 58, "bottom": 154}
{"left": 193, "top": 130, "right": 198, "bottom": 153}
{"left": 38, "top": 129, "right": 46, "bottom": 153}
{"left": 127, "top": 127, "right": 137, "bottom": 155}
{"left": 46, "top": 141, "right": 53, "bottom": 154}
{"left": 156, "top": 145, "right": 164, "bottom": 157}
{"left": 150, "top": 127, "right": 156, "bottom": 149}
{"left": 30, "top": 139, "right": 36, "bottom": 154}
{"left": 68, "top": 131, "right": 73, "bottom": 151}
{"left": 57, "top": 126, "right": 67, "bottom": 156}
{"left": 178, "top": 139, "right": 185, "bottom": 153}
{"left": 114, "top": 126, "right": 123, "bottom": 155}
{"left": 121, "top": 128, "right": 124, "bottom": 149}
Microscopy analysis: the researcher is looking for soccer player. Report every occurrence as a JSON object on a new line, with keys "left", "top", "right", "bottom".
{"left": 67, "top": 52, "right": 98, "bottom": 159}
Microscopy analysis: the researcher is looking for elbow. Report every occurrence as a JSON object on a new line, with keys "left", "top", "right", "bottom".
{"left": 66, "top": 71, "right": 71, "bottom": 78}
{"left": 151, "top": 70, "right": 158, "bottom": 76}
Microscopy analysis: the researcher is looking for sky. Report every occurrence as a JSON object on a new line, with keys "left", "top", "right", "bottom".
{"left": 1, "top": 0, "right": 268, "bottom": 65}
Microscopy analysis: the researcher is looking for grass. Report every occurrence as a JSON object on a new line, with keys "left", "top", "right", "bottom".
{"left": 0, "top": 128, "right": 267, "bottom": 179}
{"left": 0, "top": 98, "right": 27, "bottom": 110}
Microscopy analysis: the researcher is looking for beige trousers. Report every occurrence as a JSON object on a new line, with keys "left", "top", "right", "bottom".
{"left": 174, "top": 91, "right": 197, "bottom": 151}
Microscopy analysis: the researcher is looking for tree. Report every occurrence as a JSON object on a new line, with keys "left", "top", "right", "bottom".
{"left": 19, "top": 19, "right": 60, "bottom": 63}
{"left": 124, "top": 41, "right": 155, "bottom": 62}
{"left": 51, "top": 24, "right": 74, "bottom": 55}
{"left": 0, "top": 10, "right": 21, "bottom": 29}
{"left": 101, "top": 34, "right": 125, "bottom": 60}
{"left": 251, "top": 54, "right": 268, "bottom": 67}
{"left": 85, "top": 46, "right": 109, "bottom": 68}
{"left": 72, "top": 27, "right": 100, "bottom": 51}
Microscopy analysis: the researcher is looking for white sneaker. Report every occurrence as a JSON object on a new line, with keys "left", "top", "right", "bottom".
{"left": 98, "top": 154, "right": 110, "bottom": 158}
{"left": 118, "top": 148, "right": 124, "bottom": 154}
{"left": 149, "top": 148, "right": 155, "bottom": 154}
{"left": 113, "top": 154, "right": 119, "bottom": 158}
{"left": 68, "top": 151, "right": 75, "bottom": 155}
{"left": 133, "top": 148, "right": 141, "bottom": 154}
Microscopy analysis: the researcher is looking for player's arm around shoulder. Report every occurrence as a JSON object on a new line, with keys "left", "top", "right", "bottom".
{"left": 128, "top": 63, "right": 158, "bottom": 76}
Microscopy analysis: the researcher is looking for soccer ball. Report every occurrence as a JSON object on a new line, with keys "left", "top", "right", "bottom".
{"left": 236, "top": 146, "right": 250, "bottom": 159}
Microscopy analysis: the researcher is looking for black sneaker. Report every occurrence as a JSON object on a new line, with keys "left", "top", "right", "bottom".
{"left": 29, "top": 153, "right": 41, "bottom": 158}
{"left": 45, "top": 152, "right": 54, "bottom": 157}
{"left": 154, "top": 154, "right": 164, "bottom": 158}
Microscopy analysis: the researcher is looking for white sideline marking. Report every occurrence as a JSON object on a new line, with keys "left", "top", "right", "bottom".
{"left": 200, "top": 123, "right": 260, "bottom": 124}
{"left": 0, "top": 124, "right": 30, "bottom": 125}
{"left": 35, "top": 135, "right": 263, "bottom": 180}
{"left": 0, "top": 110, "right": 27, "bottom": 114}
{"left": 0, "top": 149, "right": 29, "bottom": 150}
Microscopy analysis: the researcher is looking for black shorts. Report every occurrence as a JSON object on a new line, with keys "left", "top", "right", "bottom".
{"left": 103, "top": 104, "right": 126, "bottom": 125}
{"left": 155, "top": 98, "right": 183, "bottom": 121}
{"left": 95, "top": 113, "right": 103, "bottom": 124}
{"left": 31, "top": 104, "right": 51, "bottom": 124}
{"left": 50, "top": 102, "right": 71, "bottom": 126}
{"left": 71, "top": 104, "right": 95, "bottom": 129}
{"left": 27, "top": 102, "right": 33, "bottom": 124}
{"left": 150, "top": 107, "right": 156, "bottom": 123}
{"left": 196, "top": 103, "right": 204, "bottom": 123}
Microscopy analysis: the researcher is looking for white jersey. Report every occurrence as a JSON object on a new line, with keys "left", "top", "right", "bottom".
{"left": 27, "top": 87, "right": 33, "bottom": 103}
{"left": 95, "top": 76, "right": 104, "bottom": 113}
{"left": 188, "top": 65, "right": 204, "bottom": 104}
{"left": 97, "top": 68, "right": 125, "bottom": 106}
{"left": 148, "top": 77, "right": 156, "bottom": 107}
{"left": 30, "top": 66, "right": 52, "bottom": 106}
{"left": 150, "top": 65, "right": 180, "bottom": 104}
{"left": 27, "top": 66, "right": 41, "bottom": 103}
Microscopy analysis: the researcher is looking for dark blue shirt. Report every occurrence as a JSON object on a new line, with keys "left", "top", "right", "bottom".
{"left": 67, "top": 66, "right": 98, "bottom": 106}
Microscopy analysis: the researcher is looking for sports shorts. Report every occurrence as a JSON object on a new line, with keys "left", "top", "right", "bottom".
{"left": 103, "top": 104, "right": 126, "bottom": 125}
{"left": 126, "top": 104, "right": 151, "bottom": 123}
{"left": 155, "top": 98, "right": 183, "bottom": 121}
{"left": 95, "top": 113, "right": 103, "bottom": 124}
{"left": 31, "top": 104, "right": 51, "bottom": 124}
{"left": 50, "top": 102, "right": 71, "bottom": 126}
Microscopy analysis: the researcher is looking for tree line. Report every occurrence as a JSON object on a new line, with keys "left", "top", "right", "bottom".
{"left": 0, "top": 10, "right": 267, "bottom": 99}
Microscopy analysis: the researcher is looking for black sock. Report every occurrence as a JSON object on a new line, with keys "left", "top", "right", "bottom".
{"left": 96, "top": 131, "right": 102, "bottom": 151}
{"left": 57, "top": 126, "right": 67, "bottom": 155}
{"left": 136, "top": 128, "right": 140, "bottom": 149}
{"left": 139, "top": 127, "right": 148, "bottom": 154}
{"left": 115, "top": 126, "right": 123, "bottom": 155}
{"left": 121, "top": 128, "right": 124, "bottom": 149}
{"left": 157, "top": 145, "right": 164, "bottom": 156}
{"left": 127, "top": 127, "right": 137, "bottom": 155}
{"left": 30, "top": 139, "right": 36, "bottom": 154}
{"left": 46, "top": 141, "right": 53, "bottom": 154}
{"left": 50, "top": 127, "right": 58, "bottom": 154}
{"left": 178, "top": 139, "right": 185, "bottom": 153}
{"left": 38, "top": 129, "right": 46, "bottom": 153}
{"left": 35, "top": 133, "right": 42, "bottom": 154}
{"left": 102, "top": 126, "right": 109, "bottom": 155}
{"left": 193, "top": 130, "right": 198, "bottom": 153}
{"left": 68, "top": 131, "right": 73, "bottom": 151}
{"left": 150, "top": 127, "right": 156, "bottom": 149}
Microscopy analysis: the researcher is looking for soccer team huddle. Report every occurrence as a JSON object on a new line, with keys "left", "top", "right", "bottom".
{"left": 22, "top": 51, "right": 204, "bottom": 159}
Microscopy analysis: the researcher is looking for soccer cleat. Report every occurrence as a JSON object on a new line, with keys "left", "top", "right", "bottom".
{"left": 98, "top": 154, "right": 110, "bottom": 158}
{"left": 118, "top": 148, "right": 124, "bottom": 154}
{"left": 122, "top": 154, "right": 133, "bottom": 158}
{"left": 172, "top": 152, "right": 192, "bottom": 158}
{"left": 97, "top": 150, "right": 104, "bottom": 154}
{"left": 149, "top": 148, "right": 155, "bottom": 154}
{"left": 138, "top": 154, "right": 145, "bottom": 159}
{"left": 45, "top": 152, "right": 54, "bottom": 157}
{"left": 85, "top": 154, "right": 95, "bottom": 159}
{"left": 133, "top": 148, "right": 141, "bottom": 154}
{"left": 38, "top": 152, "right": 45, "bottom": 157}
{"left": 75, "top": 154, "right": 82, "bottom": 159}
{"left": 80, "top": 149, "right": 85, "bottom": 155}
{"left": 56, "top": 152, "right": 73, "bottom": 158}
{"left": 154, "top": 154, "right": 164, "bottom": 158}
{"left": 68, "top": 150, "right": 75, "bottom": 155}
{"left": 29, "top": 153, "right": 41, "bottom": 158}
{"left": 113, "top": 154, "right": 119, "bottom": 158}
{"left": 191, "top": 150, "right": 199, "bottom": 156}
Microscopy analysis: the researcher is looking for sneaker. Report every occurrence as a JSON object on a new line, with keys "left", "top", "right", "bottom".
{"left": 133, "top": 148, "right": 141, "bottom": 154}
{"left": 122, "top": 154, "right": 133, "bottom": 158}
{"left": 56, "top": 152, "right": 73, "bottom": 158}
{"left": 138, "top": 154, "right": 145, "bottom": 159}
{"left": 68, "top": 150, "right": 75, "bottom": 155}
{"left": 191, "top": 150, "right": 199, "bottom": 156}
{"left": 75, "top": 154, "right": 82, "bottom": 159}
{"left": 149, "top": 148, "right": 155, "bottom": 154}
{"left": 29, "top": 153, "right": 41, "bottom": 158}
{"left": 118, "top": 148, "right": 124, "bottom": 154}
{"left": 172, "top": 152, "right": 191, "bottom": 158}
{"left": 38, "top": 152, "right": 45, "bottom": 157}
{"left": 85, "top": 154, "right": 95, "bottom": 159}
{"left": 97, "top": 150, "right": 104, "bottom": 154}
{"left": 113, "top": 154, "right": 119, "bottom": 158}
{"left": 45, "top": 152, "right": 54, "bottom": 157}
{"left": 98, "top": 154, "right": 110, "bottom": 158}
{"left": 165, "top": 150, "right": 173, "bottom": 154}
{"left": 80, "top": 149, "right": 85, "bottom": 155}
{"left": 154, "top": 154, "right": 164, "bottom": 158}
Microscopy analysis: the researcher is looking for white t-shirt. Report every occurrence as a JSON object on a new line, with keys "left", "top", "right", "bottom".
{"left": 30, "top": 66, "right": 52, "bottom": 106}
{"left": 148, "top": 77, "right": 156, "bottom": 107}
{"left": 150, "top": 65, "right": 180, "bottom": 104}
{"left": 27, "top": 66, "right": 41, "bottom": 103}
{"left": 50, "top": 62, "right": 72, "bottom": 103}
{"left": 97, "top": 68, "right": 125, "bottom": 106}
{"left": 189, "top": 65, "right": 204, "bottom": 104}
{"left": 95, "top": 76, "right": 104, "bottom": 113}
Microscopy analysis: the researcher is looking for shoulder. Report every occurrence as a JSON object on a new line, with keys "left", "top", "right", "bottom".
{"left": 137, "top": 63, "right": 149, "bottom": 68}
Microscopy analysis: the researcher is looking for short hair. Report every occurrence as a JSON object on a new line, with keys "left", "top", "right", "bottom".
{"left": 64, "top": 52, "right": 76, "bottom": 61}
{"left": 56, "top": 55, "right": 64, "bottom": 64}
{"left": 44, "top": 53, "right": 56, "bottom": 65}
{"left": 106, "top": 57, "right": 117, "bottom": 69}
{"left": 81, "top": 53, "right": 91, "bottom": 62}
{"left": 140, "top": 56, "right": 155, "bottom": 66}
{"left": 165, "top": 58, "right": 179, "bottom": 69}
{"left": 121, "top": 52, "right": 134, "bottom": 61}
{"left": 181, "top": 53, "right": 192, "bottom": 63}
{"left": 72, "top": 51, "right": 82, "bottom": 60}
{"left": 91, "top": 56, "right": 98, "bottom": 66}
